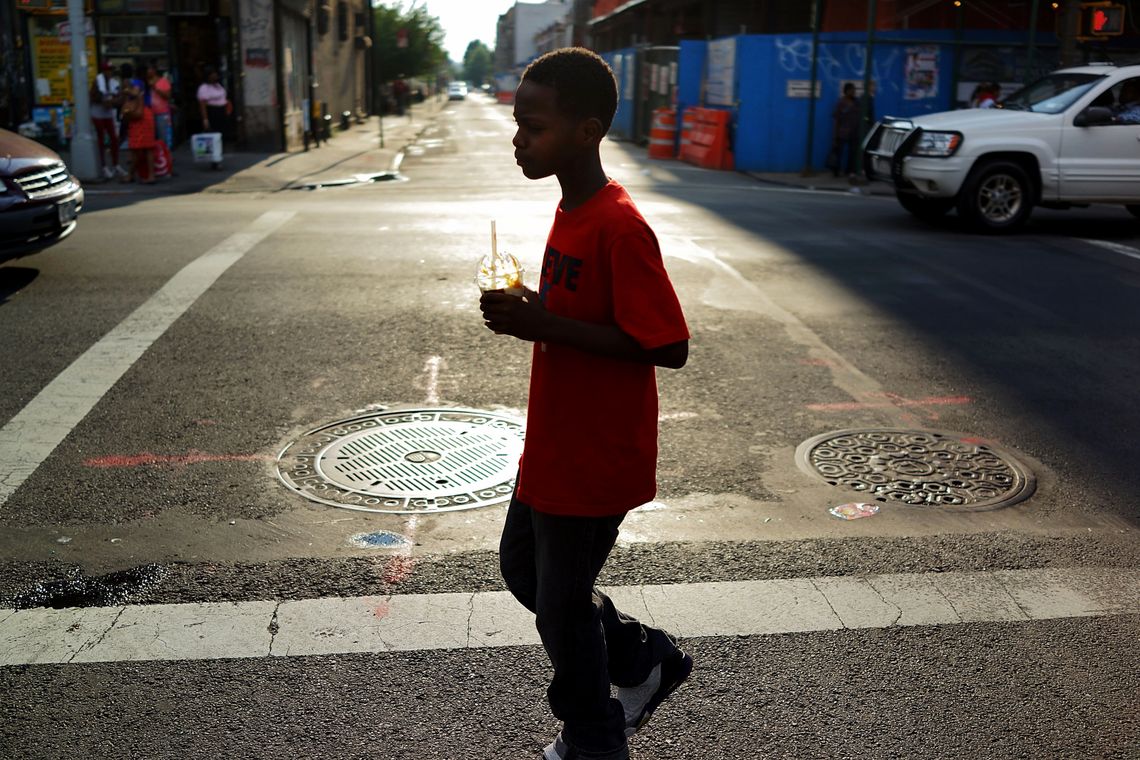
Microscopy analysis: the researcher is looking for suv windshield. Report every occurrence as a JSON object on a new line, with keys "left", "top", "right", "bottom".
{"left": 999, "top": 72, "right": 1105, "bottom": 113}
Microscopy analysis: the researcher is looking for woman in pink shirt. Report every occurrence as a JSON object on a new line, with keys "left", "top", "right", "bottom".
{"left": 197, "top": 66, "right": 231, "bottom": 140}
{"left": 147, "top": 66, "right": 173, "bottom": 142}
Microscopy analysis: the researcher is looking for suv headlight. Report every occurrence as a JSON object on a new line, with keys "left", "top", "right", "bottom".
{"left": 911, "top": 131, "right": 962, "bottom": 157}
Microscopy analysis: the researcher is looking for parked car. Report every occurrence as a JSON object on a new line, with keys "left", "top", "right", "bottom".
{"left": 863, "top": 64, "right": 1140, "bottom": 232}
{"left": 0, "top": 127, "right": 84, "bottom": 259}
{"left": 448, "top": 81, "right": 468, "bottom": 101}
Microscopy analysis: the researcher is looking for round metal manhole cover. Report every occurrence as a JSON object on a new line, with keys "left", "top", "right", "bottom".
{"left": 277, "top": 408, "right": 525, "bottom": 514}
{"left": 795, "top": 429, "right": 1036, "bottom": 511}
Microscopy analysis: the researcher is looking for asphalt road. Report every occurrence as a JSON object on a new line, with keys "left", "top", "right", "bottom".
{"left": 1, "top": 94, "right": 1138, "bottom": 759}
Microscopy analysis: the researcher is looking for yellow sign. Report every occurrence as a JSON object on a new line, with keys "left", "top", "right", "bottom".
{"left": 31, "top": 29, "right": 96, "bottom": 105}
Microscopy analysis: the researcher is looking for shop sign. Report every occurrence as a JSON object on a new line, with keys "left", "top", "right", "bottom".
{"left": 56, "top": 17, "right": 95, "bottom": 43}
{"left": 31, "top": 19, "right": 96, "bottom": 105}
{"left": 706, "top": 38, "right": 736, "bottom": 107}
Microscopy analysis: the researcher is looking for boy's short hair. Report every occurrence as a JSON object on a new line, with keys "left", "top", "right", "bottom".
{"left": 521, "top": 47, "right": 618, "bottom": 135}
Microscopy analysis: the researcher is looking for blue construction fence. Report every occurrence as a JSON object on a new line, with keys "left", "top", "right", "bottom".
{"left": 603, "top": 29, "right": 1058, "bottom": 172}
{"left": 600, "top": 47, "right": 642, "bottom": 142}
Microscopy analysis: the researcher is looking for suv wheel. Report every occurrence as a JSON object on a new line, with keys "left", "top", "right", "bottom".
{"left": 1126, "top": 205, "right": 1140, "bottom": 219}
{"left": 957, "top": 160, "right": 1034, "bottom": 233}
{"left": 897, "top": 193, "right": 955, "bottom": 222}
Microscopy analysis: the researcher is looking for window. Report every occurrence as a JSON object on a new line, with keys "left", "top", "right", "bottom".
{"left": 317, "top": 2, "right": 331, "bottom": 35}
{"left": 337, "top": 1, "right": 348, "bottom": 42}
{"left": 98, "top": 16, "right": 167, "bottom": 58}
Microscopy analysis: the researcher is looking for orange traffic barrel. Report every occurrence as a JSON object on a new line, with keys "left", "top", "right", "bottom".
{"left": 679, "top": 108, "right": 697, "bottom": 152}
{"left": 647, "top": 108, "right": 677, "bottom": 159}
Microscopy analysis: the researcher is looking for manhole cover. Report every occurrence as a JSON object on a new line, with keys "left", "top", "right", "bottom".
{"left": 277, "top": 408, "right": 524, "bottom": 513}
{"left": 795, "top": 429, "right": 1035, "bottom": 511}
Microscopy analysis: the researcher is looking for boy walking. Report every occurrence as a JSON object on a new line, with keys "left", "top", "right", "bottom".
{"left": 479, "top": 48, "right": 692, "bottom": 760}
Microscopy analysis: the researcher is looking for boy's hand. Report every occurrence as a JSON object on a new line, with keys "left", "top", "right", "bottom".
{"left": 479, "top": 288, "right": 548, "bottom": 341}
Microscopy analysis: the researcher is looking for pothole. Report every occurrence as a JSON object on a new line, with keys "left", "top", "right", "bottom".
{"left": 277, "top": 408, "right": 525, "bottom": 514}
{"left": 10, "top": 563, "right": 168, "bottom": 610}
{"left": 795, "top": 429, "right": 1036, "bottom": 511}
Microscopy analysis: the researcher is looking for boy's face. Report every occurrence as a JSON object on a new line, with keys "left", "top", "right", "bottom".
{"left": 512, "top": 80, "right": 589, "bottom": 180}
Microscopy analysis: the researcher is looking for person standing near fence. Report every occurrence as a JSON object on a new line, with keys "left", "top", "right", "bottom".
{"left": 828, "top": 82, "right": 860, "bottom": 179}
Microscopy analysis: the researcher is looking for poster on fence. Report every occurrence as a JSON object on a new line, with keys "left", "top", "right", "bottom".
{"left": 905, "top": 46, "right": 940, "bottom": 100}
{"left": 705, "top": 38, "right": 736, "bottom": 106}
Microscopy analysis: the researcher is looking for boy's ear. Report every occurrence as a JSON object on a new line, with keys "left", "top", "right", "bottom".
{"left": 578, "top": 116, "right": 604, "bottom": 146}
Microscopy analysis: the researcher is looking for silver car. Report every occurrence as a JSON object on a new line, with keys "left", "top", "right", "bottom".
{"left": 0, "top": 128, "right": 84, "bottom": 260}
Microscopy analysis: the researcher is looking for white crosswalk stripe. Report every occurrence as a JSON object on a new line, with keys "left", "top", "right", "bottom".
{"left": 2, "top": 567, "right": 1136, "bottom": 666}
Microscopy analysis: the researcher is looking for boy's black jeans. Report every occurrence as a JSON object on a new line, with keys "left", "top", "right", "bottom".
{"left": 500, "top": 494, "right": 677, "bottom": 754}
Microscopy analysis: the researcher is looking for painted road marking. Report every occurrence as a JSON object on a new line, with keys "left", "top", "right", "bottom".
{"left": 0, "top": 211, "right": 295, "bottom": 508}
{"left": 1081, "top": 238, "right": 1140, "bottom": 263}
{"left": 1, "top": 567, "right": 1135, "bottom": 666}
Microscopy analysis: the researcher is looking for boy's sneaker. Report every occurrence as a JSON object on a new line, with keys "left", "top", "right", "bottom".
{"left": 542, "top": 732, "right": 629, "bottom": 760}
{"left": 113, "top": 165, "right": 127, "bottom": 178}
{"left": 616, "top": 648, "right": 694, "bottom": 737}
{"left": 101, "top": 166, "right": 114, "bottom": 180}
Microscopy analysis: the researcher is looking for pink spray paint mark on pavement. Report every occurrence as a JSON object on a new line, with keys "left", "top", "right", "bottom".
{"left": 382, "top": 555, "right": 417, "bottom": 585}
{"left": 83, "top": 450, "right": 270, "bottom": 468}
{"left": 806, "top": 394, "right": 972, "bottom": 420}
{"left": 378, "top": 514, "right": 419, "bottom": 586}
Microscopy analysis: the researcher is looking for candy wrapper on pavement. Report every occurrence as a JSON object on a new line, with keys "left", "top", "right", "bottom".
{"left": 828, "top": 502, "right": 881, "bottom": 520}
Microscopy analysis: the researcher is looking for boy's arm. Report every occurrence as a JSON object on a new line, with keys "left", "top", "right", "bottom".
{"left": 479, "top": 290, "right": 687, "bottom": 369}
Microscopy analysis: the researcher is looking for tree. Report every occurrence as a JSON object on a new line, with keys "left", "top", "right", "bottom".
{"left": 374, "top": 2, "right": 448, "bottom": 82}
{"left": 463, "top": 40, "right": 493, "bottom": 86}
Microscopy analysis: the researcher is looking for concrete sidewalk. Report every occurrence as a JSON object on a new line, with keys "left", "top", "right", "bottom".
{"left": 745, "top": 170, "right": 895, "bottom": 197}
{"left": 65, "top": 95, "right": 446, "bottom": 197}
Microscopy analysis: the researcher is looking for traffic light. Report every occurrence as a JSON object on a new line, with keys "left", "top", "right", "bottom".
{"left": 1079, "top": 2, "right": 1126, "bottom": 37}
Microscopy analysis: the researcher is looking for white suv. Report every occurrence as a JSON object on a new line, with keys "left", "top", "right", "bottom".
{"left": 863, "top": 64, "right": 1140, "bottom": 232}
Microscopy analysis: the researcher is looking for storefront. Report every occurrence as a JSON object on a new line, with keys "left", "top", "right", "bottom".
{"left": 2, "top": 0, "right": 236, "bottom": 146}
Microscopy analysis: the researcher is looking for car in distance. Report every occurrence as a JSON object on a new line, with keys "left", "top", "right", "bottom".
{"left": 863, "top": 64, "right": 1140, "bottom": 232}
{"left": 0, "top": 127, "right": 84, "bottom": 259}
{"left": 447, "top": 81, "right": 468, "bottom": 101}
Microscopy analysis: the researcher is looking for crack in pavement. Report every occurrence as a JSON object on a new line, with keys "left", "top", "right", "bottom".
{"left": 267, "top": 601, "right": 282, "bottom": 656}
{"left": 465, "top": 593, "right": 475, "bottom": 648}
{"left": 68, "top": 607, "right": 126, "bottom": 663}
{"left": 810, "top": 579, "right": 847, "bottom": 629}
{"left": 864, "top": 577, "right": 904, "bottom": 627}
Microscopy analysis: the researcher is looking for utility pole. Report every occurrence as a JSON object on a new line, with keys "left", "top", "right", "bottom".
{"left": 1058, "top": 0, "right": 1081, "bottom": 67}
{"left": 66, "top": 0, "right": 98, "bottom": 180}
{"left": 802, "top": 0, "right": 824, "bottom": 176}
{"left": 1026, "top": 0, "right": 1040, "bottom": 82}
{"left": 860, "top": 0, "right": 877, "bottom": 143}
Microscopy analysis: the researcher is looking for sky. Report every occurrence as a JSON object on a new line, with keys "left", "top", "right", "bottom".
{"left": 414, "top": 0, "right": 534, "bottom": 62}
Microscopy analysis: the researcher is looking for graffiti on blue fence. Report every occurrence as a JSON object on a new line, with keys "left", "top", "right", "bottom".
{"left": 774, "top": 37, "right": 902, "bottom": 96}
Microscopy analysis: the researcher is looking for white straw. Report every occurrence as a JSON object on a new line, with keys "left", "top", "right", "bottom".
{"left": 490, "top": 220, "right": 498, "bottom": 283}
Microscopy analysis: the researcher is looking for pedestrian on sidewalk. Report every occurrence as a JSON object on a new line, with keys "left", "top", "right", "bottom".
{"left": 393, "top": 77, "right": 409, "bottom": 115}
{"left": 146, "top": 62, "right": 174, "bottom": 177}
{"left": 197, "top": 67, "right": 231, "bottom": 169}
{"left": 479, "top": 47, "right": 693, "bottom": 760}
{"left": 90, "top": 61, "right": 125, "bottom": 180}
{"left": 828, "top": 82, "right": 860, "bottom": 179}
{"left": 121, "top": 77, "right": 156, "bottom": 184}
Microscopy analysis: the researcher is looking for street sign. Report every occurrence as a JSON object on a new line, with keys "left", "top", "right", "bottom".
{"left": 786, "top": 80, "right": 822, "bottom": 98}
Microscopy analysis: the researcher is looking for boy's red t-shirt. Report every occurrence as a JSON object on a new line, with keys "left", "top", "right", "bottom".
{"left": 515, "top": 179, "right": 689, "bottom": 517}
